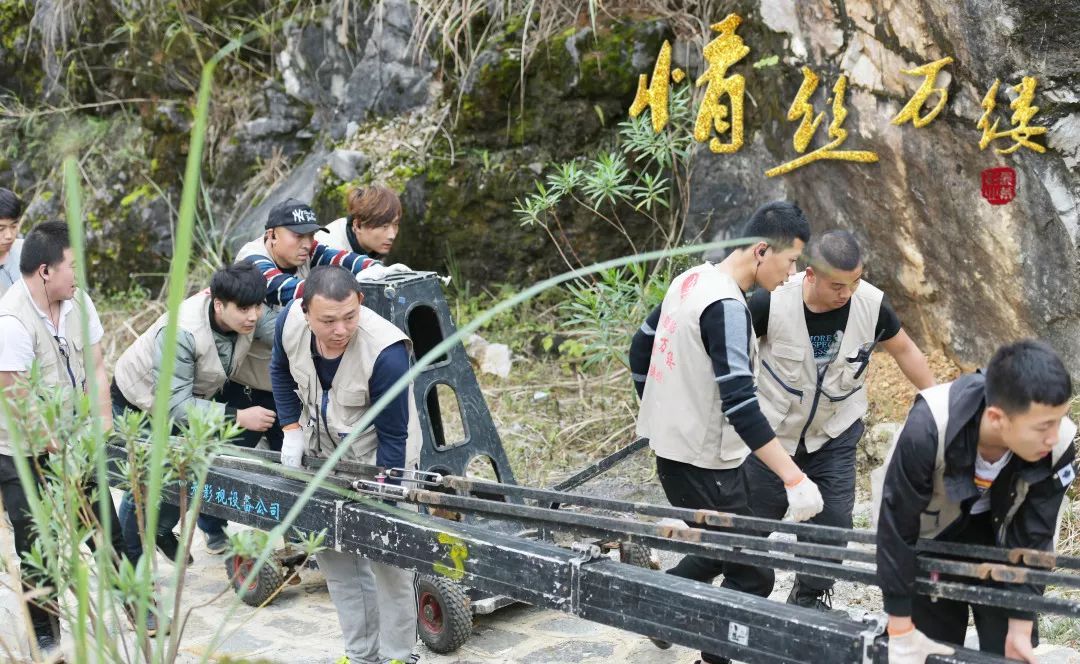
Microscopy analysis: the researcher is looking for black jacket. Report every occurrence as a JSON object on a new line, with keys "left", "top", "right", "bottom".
{"left": 876, "top": 372, "right": 1076, "bottom": 620}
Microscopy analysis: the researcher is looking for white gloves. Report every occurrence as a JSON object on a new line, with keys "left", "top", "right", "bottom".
{"left": 887, "top": 627, "right": 954, "bottom": 663}
{"left": 355, "top": 263, "right": 412, "bottom": 282}
{"left": 281, "top": 428, "right": 306, "bottom": 468}
{"left": 784, "top": 474, "right": 825, "bottom": 522}
{"left": 356, "top": 264, "right": 388, "bottom": 281}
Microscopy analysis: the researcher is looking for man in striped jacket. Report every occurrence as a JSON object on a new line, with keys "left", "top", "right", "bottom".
{"left": 229, "top": 199, "right": 384, "bottom": 455}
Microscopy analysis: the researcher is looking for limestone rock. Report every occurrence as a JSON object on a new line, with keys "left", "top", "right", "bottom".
{"left": 465, "top": 334, "right": 513, "bottom": 379}
{"left": 327, "top": 149, "right": 369, "bottom": 183}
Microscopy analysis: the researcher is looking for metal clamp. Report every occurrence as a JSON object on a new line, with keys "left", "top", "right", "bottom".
{"left": 858, "top": 612, "right": 886, "bottom": 664}
{"left": 387, "top": 468, "right": 444, "bottom": 484}
{"left": 569, "top": 542, "right": 603, "bottom": 563}
{"left": 352, "top": 480, "right": 410, "bottom": 500}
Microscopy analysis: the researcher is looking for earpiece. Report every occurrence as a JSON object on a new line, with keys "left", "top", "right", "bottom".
{"left": 758, "top": 248, "right": 766, "bottom": 257}
{"left": 42, "top": 266, "right": 49, "bottom": 275}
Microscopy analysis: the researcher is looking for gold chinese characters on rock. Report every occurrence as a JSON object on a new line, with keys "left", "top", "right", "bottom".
{"left": 764, "top": 67, "right": 878, "bottom": 177}
{"left": 628, "top": 13, "right": 1049, "bottom": 177}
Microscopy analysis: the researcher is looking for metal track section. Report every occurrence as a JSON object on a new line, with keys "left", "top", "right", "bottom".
{"left": 146, "top": 456, "right": 1004, "bottom": 664}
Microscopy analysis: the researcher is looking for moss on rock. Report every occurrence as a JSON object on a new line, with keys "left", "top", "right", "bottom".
{"left": 456, "top": 19, "right": 671, "bottom": 155}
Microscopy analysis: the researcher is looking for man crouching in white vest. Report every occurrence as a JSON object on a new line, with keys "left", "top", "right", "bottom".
{"left": 113, "top": 262, "right": 278, "bottom": 576}
{"left": 877, "top": 340, "right": 1076, "bottom": 663}
{"left": 270, "top": 265, "right": 420, "bottom": 664}
{"left": 744, "top": 230, "right": 935, "bottom": 612}
{"left": 631, "top": 201, "right": 825, "bottom": 664}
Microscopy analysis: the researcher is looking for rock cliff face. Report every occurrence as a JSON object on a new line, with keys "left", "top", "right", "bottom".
{"left": 1, "top": 0, "right": 1077, "bottom": 374}
{"left": 684, "top": 0, "right": 1079, "bottom": 374}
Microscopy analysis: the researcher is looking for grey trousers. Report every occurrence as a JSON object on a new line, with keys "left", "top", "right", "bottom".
{"left": 318, "top": 549, "right": 418, "bottom": 664}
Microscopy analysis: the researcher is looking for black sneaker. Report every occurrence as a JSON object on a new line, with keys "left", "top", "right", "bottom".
{"left": 35, "top": 631, "right": 63, "bottom": 662}
{"left": 204, "top": 530, "right": 229, "bottom": 555}
{"left": 156, "top": 532, "right": 194, "bottom": 565}
{"left": 786, "top": 580, "right": 845, "bottom": 616}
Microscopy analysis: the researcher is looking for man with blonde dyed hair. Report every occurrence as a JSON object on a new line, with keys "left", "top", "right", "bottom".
{"left": 317, "top": 184, "right": 403, "bottom": 260}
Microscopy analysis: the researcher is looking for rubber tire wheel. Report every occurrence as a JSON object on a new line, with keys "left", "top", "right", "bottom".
{"left": 619, "top": 541, "right": 656, "bottom": 569}
{"left": 225, "top": 554, "right": 285, "bottom": 607}
{"left": 416, "top": 574, "right": 472, "bottom": 654}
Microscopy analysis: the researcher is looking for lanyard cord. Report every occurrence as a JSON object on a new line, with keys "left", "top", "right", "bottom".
{"left": 309, "top": 342, "right": 336, "bottom": 450}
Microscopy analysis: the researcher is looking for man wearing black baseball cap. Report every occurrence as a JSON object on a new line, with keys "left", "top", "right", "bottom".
{"left": 266, "top": 198, "right": 326, "bottom": 234}
{"left": 223, "top": 199, "right": 386, "bottom": 504}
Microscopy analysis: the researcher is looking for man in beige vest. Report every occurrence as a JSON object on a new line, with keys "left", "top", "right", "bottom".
{"left": 744, "top": 230, "right": 935, "bottom": 611}
{"left": 0, "top": 187, "right": 25, "bottom": 295}
{"left": 113, "top": 262, "right": 277, "bottom": 568}
{"left": 270, "top": 265, "right": 420, "bottom": 664}
{"left": 231, "top": 199, "right": 386, "bottom": 452}
{"left": 0, "top": 221, "right": 124, "bottom": 658}
{"left": 877, "top": 340, "right": 1075, "bottom": 663}
{"left": 632, "top": 201, "right": 824, "bottom": 664}
{"left": 317, "top": 184, "right": 403, "bottom": 261}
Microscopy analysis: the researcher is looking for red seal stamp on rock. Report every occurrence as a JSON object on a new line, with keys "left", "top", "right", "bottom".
{"left": 981, "top": 166, "right": 1016, "bottom": 205}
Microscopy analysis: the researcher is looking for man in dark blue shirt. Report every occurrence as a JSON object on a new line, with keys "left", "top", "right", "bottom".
{"left": 270, "top": 265, "right": 419, "bottom": 664}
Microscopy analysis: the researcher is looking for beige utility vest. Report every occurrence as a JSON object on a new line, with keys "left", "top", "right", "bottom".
{"left": 315, "top": 217, "right": 351, "bottom": 251}
{"left": 231, "top": 237, "right": 311, "bottom": 391}
{"left": 637, "top": 263, "right": 756, "bottom": 470}
{"left": 0, "top": 284, "right": 90, "bottom": 456}
{"left": 113, "top": 291, "right": 253, "bottom": 412}
{"left": 279, "top": 300, "right": 421, "bottom": 470}
{"left": 916, "top": 382, "right": 1077, "bottom": 540}
{"left": 757, "top": 272, "right": 883, "bottom": 455}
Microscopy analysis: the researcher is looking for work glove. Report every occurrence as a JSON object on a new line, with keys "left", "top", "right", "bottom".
{"left": 356, "top": 263, "right": 413, "bottom": 282}
{"left": 356, "top": 263, "right": 388, "bottom": 282}
{"left": 784, "top": 473, "right": 824, "bottom": 522}
{"left": 281, "top": 428, "right": 306, "bottom": 469}
{"left": 887, "top": 627, "right": 954, "bottom": 663}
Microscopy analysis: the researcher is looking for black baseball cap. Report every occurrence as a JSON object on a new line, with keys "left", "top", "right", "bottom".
{"left": 266, "top": 198, "right": 326, "bottom": 234}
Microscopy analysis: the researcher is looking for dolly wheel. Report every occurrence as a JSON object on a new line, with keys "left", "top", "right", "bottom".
{"left": 416, "top": 575, "right": 472, "bottom": 653}
{"left": 225, "top": 555, "right": 285, "bottom": 607}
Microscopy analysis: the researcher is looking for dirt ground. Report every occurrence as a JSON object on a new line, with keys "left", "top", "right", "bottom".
{"left": 863, "top": 348, "right": 966, "bottom": 424}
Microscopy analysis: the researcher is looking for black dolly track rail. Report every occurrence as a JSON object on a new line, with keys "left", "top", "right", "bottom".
{"left": 103, "top": 445, "right": 1062, "bottom": 663}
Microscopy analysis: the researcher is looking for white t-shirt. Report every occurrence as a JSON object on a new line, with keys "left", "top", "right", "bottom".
{"left": 0, "top": 238, "right": 24, "bottom": 294}
{"left": 970, "top": 450, "right": 1014, "bottom": 515}
{"left": 0, "top": 279, "right": 104, "bottom": 372}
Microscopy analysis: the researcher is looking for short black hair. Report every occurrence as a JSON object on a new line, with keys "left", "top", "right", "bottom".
{"left": 742, "top": 201, "right": 811, "bottom": 250}
{"left": 985, "top": 339, "right": 1073, "bottom": 414}
{"left": 301, "top": 265, "right": 361, "bottom": 311}
{"left": 809, "top": 230, "right": 862, "bottom": 272}
{"left": 20, "top": 221, "right": 70, "bottom": 276}
{"left": 0, "top": 188, "right": 22, "bottom": 220}
{"left": 211, "top": 262, "right": 266, "bottom": 308}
